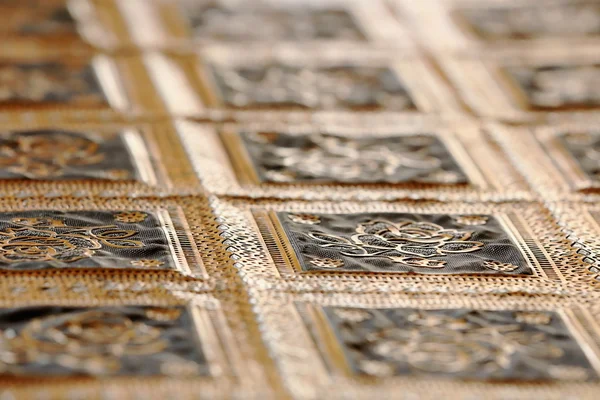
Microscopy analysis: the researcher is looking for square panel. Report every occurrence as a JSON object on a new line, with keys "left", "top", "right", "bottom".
{"left": 0, "top": 295, "right": 272, "bottom": 398}
{"left": 0, "top": 0, "right": 127, "bottom": 49}
{"left": 178, "top": 119, "right": 528, "bottom": 201}
{"left": 213, "top": 198, "right": 587, "bottom": 295}
{"left": 145, "top": 47, "right": 462, "bottom": 117}
{"left": 311, "top": 306, "right": 595, "bottom": 381}
{"left": 491, "top": 122, "right": 600, "bottom": 200}
{"left": 0, "top": 305, "right": 209, "bottom": 377}
{"left": 396, "top": 0, "right": 600, "bottom": 50}
{"left": 0, "top": 50, "right": 164, "bottom": 117}
{"left": 254, "top": 291, "right": 600, "bottom": 398}
{"left": 0, "top": 210, "right": 190, "bottom": 274}
{"left": 0, "top": 197, "right": 218, "bottom": 279}
{"left": 275, "top": 212, "right": 531, "bottom": 275}
{"left": 119, "top": 0, "right": 411, "bottom": 48}
{"left": 0, "top": 120, "right": 199, "bottom": 197}
{"left": 442, "top": 47, "right": 600, "bottom": 120}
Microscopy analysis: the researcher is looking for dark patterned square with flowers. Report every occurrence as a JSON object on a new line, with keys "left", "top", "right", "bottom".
{"left": 506, "top": 65, "right": 600, "bottom": 111}
{"left": 0, "top": 210, "right": 176, "bottom": 271}
{"left": 0, "top": 130, "right": 139, "bottom": 181}
{"left": 240, "top": 131, "right": 468, "bottom": 185}
{"left": 320, "top": 307, "right": 596, "bottom": 381}
{"left": 0, "top": 305, "right": 208, "bottom": 377}
{"left": 209, "top": 64, "right": 416, "bottom": 111}
{"left": 277, "top": 212, "right": 532, "bottom": 275}
{"left": 0, "top": 62, "right": 106, "bottom": 106}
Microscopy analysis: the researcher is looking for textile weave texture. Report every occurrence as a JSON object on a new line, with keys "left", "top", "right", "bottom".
{"left": 0, "top": 0, "right": 600, "bottom": 399}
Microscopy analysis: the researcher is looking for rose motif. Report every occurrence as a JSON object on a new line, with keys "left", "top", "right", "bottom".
{"left": 308, "top": 219, "right": 483, "bottom": 269}
{"left": 255, "top": 133, "right": 451, "bottom": 184}
{"left": 0, "top": 217, "right": 144, "bottom": 265}
{"left": 0, "top": 227, "right": 100, "bottom": 263}
{"left": 353, "top": 310, "right": 572, "bottom": 380}
{"left": 0, "top": 130, "right": 105, "bottom": 179}
{"left": 15, "top": 310, "right": 167, "bottom": 374}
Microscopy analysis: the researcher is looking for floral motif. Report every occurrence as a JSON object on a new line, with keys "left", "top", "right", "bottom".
{"left": 326, "top": 307, "right": 595, "bottom": 381}
{"left": 0, "top": 63, "right": 104, "bottom": 105}
{"left": 482, "top": 260, "right": 520, "bottom": 272}
{"left": 115, "top": 212, "right": 148, "bottom": 223}
{"left": 288, "top": 213, "right": 321, "bottom": 225}
{"left": 308, "top": 257, "right": 344, "bottom": 269}
{"left": 308, "top": 219, "right": 483, "bottom": 269}
{"left": 243, "top": 132, "right": 467, "bottom": 184}
{"left": 212, "top": 65, "right": 415, "bottom": 110}
{"left": 509, "top": 65, "right": 600, "bottom": 110}
{"left": 453, "top": 215, "right": 489, "bottom": 226}
{"left": 0, "top": 306, "right": 207, "bottom": 377}
{"left": 0, "top": 216, "right": 143, "bottom": 265}
{"left": 130, "top": 259, "right": 165, "bottom": 268}
{"left": 0, "top": 130, "right": 107, "bottom": 179}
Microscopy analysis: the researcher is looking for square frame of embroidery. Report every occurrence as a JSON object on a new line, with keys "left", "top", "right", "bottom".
{"left": 0, "top": 0, "right": 131, "bottom": 50}
{"left": 0, "top": 296, "right": 271, "bottom": 398}
{"left": 0, "top": 49, "right": 165, "bottom": 118}
{"left": 252, "top": 291, "right": 600, "bottom": 399}
{"left": 440, "top": 46, "right": 600, "bottom": 121}
{"left": 491, "top": 121, "right": 600, "bottom": 201}
{"left": 393, "top": 0, "right": 600, "bottom": 51}
{"left": 177, "top": 118, "right": 531, "bottom": 201}
{"left": 212, "top": 197, "right": 589, "bottom": 295}
{"left": 118, "top": 0, "right": 413, "bottom": 48}
{"left": 143, "top": 46, "right": 463, "bottom": 118}
{"left": 0, "top": 119, "right": 200, "bottom": 197}
{"left": 0, "top": 197, "right": 216, "bottom": 278}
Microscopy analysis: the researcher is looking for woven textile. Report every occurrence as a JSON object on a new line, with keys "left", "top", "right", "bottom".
{"left": 1, "top": 1, "right": 600, "bottom": 399}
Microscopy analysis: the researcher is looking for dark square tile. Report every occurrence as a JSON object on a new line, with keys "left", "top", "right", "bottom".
{"left": 209, "top": 64, "right": 416, "bottom": 111}
{"left": 277, "top": 212, "right": 532, "bottom": 275}
{"left": 322, "top": 306, "right": 596, "bottom": 381}
{"left": 240, "top": 131, "right": 467, "bottom": 185}
{"left": 0, "top": 305, "right": 208, "bottom": 377}
{"left": 0, "top": 61, "right": 106, "bottom": 106}
{"left": 0, "top": 129, "right": 138, "bottom": 181}
{"left": 0, "top": 210, "right": 177, "bottom": 271}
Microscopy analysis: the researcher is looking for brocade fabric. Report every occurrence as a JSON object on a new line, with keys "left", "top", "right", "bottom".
{"left": 1, "top": 0, "right": 600, "bottom": 399}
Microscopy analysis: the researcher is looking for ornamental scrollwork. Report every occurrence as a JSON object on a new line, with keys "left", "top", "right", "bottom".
{"left": 307, "top": 219, "right": 484, "bottom": 269}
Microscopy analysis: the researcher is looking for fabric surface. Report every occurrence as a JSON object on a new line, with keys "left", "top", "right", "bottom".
{"left": 1, "top": 0, "right": 600, "bottom": 399}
